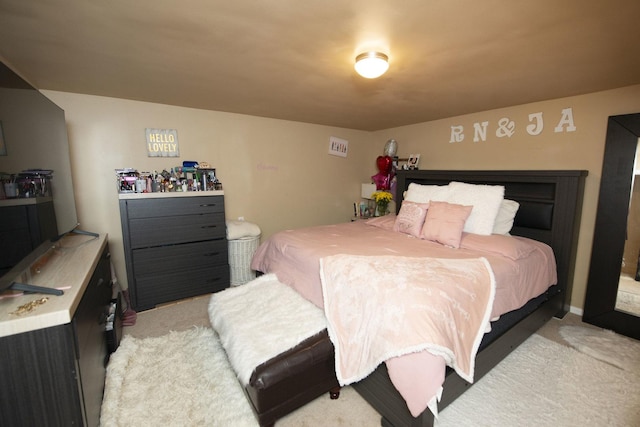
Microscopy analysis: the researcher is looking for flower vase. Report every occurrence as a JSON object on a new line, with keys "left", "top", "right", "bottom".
{"left": 376, "top": 202, "right": 388, "bottom": 216}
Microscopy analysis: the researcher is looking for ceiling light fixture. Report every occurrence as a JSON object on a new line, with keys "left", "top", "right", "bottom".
{"left": 354, "top": 52, "right": 389, "bottom": 79}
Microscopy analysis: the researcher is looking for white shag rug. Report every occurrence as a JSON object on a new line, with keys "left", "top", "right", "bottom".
{"left": 100, "top": 327, "right": 258, "bottom": 427}
{"left": 100, "top": 327, "right": 640, "bottom": 426}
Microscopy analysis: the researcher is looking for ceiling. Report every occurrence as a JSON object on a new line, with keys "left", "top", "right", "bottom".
{"left": 1, "top": 0, "right": 639, "bottom": 131}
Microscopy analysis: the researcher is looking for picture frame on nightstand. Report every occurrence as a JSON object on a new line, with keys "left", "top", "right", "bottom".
{"left": 407, "top": 154, "right": 420, "bottom": 169}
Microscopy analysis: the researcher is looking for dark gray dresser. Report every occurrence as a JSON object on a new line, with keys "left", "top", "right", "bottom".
{"left": 0, "top": 234, "right": 117, "bottom": 427}
{"left": 119, "top": 192, "right": 230, "bottom": 311}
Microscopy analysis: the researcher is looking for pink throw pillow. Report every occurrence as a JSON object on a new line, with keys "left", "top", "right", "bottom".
{"left": 394, "top": 201, "right": 430, "bottom": 237}
{"left": 421, "top": 201, "right": 472, "bottom": 248}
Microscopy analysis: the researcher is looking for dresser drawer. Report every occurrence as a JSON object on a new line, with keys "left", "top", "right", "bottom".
{"left": 134, "top": 264, "right": 230, "bottom": 310}
{"left": 128, "top": 212, "right": 225, "bottom": 248}
{"left": 125, "top": 196, "right": 224, "bottom": 219}
{"left": 73, "top": 247, "right": 112, "bottom": 358}
{"left": 132, "top": 240, "right": 228, "bottom": 275}
{"left": 0, "top": 206, "right": 28, "bottom": 231}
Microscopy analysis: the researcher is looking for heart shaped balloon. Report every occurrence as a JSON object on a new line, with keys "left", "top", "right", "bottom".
{"left": 371, "top": 172, "right": 391, "bottom": 190}
{"left": 376, "top": 155, "right": 393, "bottom": 175}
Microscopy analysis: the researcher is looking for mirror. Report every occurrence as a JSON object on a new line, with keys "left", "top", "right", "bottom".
{"left": 0, "top": 61, "right": 78, "bottom": 282}
{"left": 583, "top": 113, "right": 640, "bottom": 340}
{"left": 618, "top": 146, "right": 640, "bottom": 317}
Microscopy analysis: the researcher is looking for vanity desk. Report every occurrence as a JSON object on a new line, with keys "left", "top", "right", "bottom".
{"left": 0, "top": 233, "right": 117, "bottom": 427}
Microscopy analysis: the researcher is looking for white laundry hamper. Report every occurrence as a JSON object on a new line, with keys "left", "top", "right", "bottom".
{"left": 226, "top": 220, "right": 261, "bottom": 286}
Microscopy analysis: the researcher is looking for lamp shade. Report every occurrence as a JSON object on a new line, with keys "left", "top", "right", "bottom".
{"left": 361, "top": 183, "right": 377, "bottom": 199}
{"left": 354, "top": 52, "right": 389, "bottom": 79}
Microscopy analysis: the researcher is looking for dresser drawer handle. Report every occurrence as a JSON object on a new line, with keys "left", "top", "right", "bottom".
{"left": 201, "top": 225, "right": 217, "bottom": 229}
{"left": 199, "top": 203, "right": 218, "bottom": 207}
{"left": 204, "top": 252, "right": 221, "bottom": 257}
{"left": 207, "top": 277, "right": 222, "bottom": 283}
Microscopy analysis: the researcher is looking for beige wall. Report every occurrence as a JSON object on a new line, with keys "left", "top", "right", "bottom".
{"left": 44, "top": 91, "right": 371, "bottom": 292}
{"left": 370, "top": 84, "right": 640, "bottom": 311}
{"left": 45, "top": 84, "right": 640, "bottom": 311}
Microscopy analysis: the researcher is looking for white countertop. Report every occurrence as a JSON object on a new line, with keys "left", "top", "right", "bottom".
{"left": 0, "top": 233, "right": 108, "bottom": 338}
{"left": 0, "top": 196, "right": 53, "bottom": 207}
{"left": 118, "top": 190, "right": 224, "bottom": 200}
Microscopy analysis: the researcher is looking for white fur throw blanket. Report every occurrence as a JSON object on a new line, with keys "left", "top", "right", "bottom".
{"left": 208, "top": 273, "right": 327, "bottom": 385}
{"left": 320, "top": 254, "right": 496, "bottom": 386}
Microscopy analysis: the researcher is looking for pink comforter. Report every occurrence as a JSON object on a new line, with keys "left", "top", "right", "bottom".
{"left": 251, "top": 217, "right": 557, "bottom": 416}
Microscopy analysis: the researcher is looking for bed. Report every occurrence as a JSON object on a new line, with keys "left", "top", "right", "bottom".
{"left": 250, "top": 169, "right": 587, "bottom": 426}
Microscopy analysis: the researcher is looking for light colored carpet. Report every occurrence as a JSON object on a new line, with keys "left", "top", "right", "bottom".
{"left": 437, "top": 334, "right": 640, "bottom": 427}
{"left": 101, "top": 322, "right": 640, "bottom": 426}
{"left": 559, "top": 324, "right": 640, "bottom": 372}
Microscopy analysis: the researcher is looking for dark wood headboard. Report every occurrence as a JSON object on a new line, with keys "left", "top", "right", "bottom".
{"left": 396, "top": 170, "right": 587, "bottom": 316}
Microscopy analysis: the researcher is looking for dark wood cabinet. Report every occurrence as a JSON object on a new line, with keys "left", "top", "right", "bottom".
{"left": 0, "top": 235, "right": 117, "bottom": 427}
{"left": 0, "top": 199, "right": 58, "bottom": 276}
{"left": 119, "top": 193, "right": 230, "bottom": 311}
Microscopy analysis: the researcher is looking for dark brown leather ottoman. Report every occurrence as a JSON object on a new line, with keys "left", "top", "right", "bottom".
{"left": 244, "top": 329, "right": 340, "bottom": 427}
{"left": 209, "top": 274, "right": 340, "bottom": 426}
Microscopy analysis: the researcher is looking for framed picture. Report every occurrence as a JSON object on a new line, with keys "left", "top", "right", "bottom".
{"left": 407, "top": 154, "right": 420, "bottom": 169}
{"left": 328, "top": 136, "right": 348, "bottom": 157}
{"left": 0, "top": 121, "right": 6, "bottom": 156}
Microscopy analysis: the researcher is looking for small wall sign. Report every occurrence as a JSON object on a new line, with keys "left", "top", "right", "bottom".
{"left": 146, "top": 128, "right": 180, "bottom": 157}
{"left": 329, "top": 136, "right": 348, "bottom": 157}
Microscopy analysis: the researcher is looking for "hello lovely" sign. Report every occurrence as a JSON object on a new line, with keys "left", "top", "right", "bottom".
{"left": 449, "top": 107, "right": 576, "bottom": 143}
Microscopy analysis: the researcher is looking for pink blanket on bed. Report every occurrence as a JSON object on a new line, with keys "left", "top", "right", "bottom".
{"left": 320, "top": 254, "right": 496, "bottom": 386}
{"left": 251, "top": 218, "right": 557, "bottom": 416}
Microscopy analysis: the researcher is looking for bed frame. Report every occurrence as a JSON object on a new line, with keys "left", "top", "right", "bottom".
{"left": 352, "top": 169, "right": 587, "bottom": 427}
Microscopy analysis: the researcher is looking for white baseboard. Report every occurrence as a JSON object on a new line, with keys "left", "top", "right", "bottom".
{"left": 569, "top": 305, "right": 583, "bottom": 316}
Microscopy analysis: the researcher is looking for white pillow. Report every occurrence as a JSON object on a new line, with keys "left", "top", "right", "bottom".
{"left": 226, "top": 220, "right": 262, "bottom": 240}
{"left": 447, "top": 181, "right": 505, "bottom": 235}
{"left": 404, "top": 183, "right": 451, "bottom": 203}
{"left": 492, "top": 199, "right": 520, "bottom": 235}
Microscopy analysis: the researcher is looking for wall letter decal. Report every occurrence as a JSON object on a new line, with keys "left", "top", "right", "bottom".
{"left": 526, "top": 112, "right": 544, "bottom": 136}
{"left": 473, "top": 121, "right": 489, "bottom": 142}
{"left": 446, "top": 107, "right": 576, "bottom": 145}
{"left": 495, "top": 118, "right": 516, "bottom": 138}
{"left": 450, "top": 125, "right": 465, "bottom": 143}
{"left": 554, "top": 108, "right": 576, "bottom": 132}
